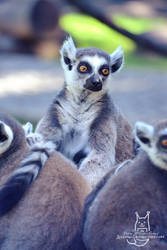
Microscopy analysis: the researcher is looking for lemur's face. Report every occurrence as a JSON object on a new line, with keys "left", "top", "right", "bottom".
{"left": 60, "top": 37, "right": 123, "bottom": 92}
{"left": 135, "top": 120, "right": 167, "bottom": 170}
{"left": 72, "top": 54, "right": 110, "bottom": 92}
{"left": 0, "top": 121, "right": 13, "bottom": 155}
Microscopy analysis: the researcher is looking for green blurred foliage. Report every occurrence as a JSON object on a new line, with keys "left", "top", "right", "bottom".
{"left": 113, "top": 15, "right": 166, "bottom": 34}
{"left": 59, "top": 13, "right": 167, "bottom": 69}
{"left": 59, "top": 13, "right": 136, "bottom": 53}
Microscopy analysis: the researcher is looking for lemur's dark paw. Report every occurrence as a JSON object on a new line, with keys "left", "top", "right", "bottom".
{"left": 26, "top": 133, "right": 43, "bottom": 147}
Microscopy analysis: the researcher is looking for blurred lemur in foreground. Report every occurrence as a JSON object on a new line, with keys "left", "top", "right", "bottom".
{"left": 36, "top": 37, "right": 134, "bottom": 187}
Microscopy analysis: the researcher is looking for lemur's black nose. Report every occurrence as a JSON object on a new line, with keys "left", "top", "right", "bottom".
{"left": 91, "top": 75, "right": 101, "bottom": 86}
{"left": 84, "top": 74, "right": 102, "bottom": 92}
{"left": 92, "top": 80, "right": 101, "bottom": 86}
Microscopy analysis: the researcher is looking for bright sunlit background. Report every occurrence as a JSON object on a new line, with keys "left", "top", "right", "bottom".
{"left": 60, "top": 13, "right": 167, "bottom": 68}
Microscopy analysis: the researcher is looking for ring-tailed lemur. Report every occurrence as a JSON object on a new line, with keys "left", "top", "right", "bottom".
{"left": 0, "top": 114, "right": 54, "bottom": 216}
{"left": 0, "top": 113, "right": 90, "bottom": 250}
{"left": 79, "top": 120, "right": 167, "bottom": 250}
{"left": 36, "top": 37, "right": 134, "bottom": 187}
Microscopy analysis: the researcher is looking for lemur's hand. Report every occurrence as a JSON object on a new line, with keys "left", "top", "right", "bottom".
{"left": 23, "top": 122, "right": 43, "bottom": 147}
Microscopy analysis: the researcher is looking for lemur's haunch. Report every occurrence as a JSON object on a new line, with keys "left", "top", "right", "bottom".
{"left": 36, "top": 37, "right": 134, "bottom": 187}
{"left": 80, "top": 120, "right": 167, "bottom": 250}
{"left": 0, "top": 113, "right": 90, "bottom": 250}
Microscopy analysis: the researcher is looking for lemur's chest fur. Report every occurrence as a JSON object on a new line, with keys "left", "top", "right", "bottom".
{"left": 53, "top": 88, "right": 103, "bottom": 164}
{"left": 59, "top": 95, "right": 99, "bottom": 129}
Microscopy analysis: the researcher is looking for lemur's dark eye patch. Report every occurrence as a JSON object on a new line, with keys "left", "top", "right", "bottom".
{"left": 80, "top": 65, "right": 88, "bottom": 72}
{"left": 159, "top": 136, "right": 167, "bottom": 149}
{"left": 99, "top": 64, "right": 109, "bottom": 76}
{"left": 101, "top": 68, "right": 109, "bottom": 76}
{"left": 77, "top": 61, "right": 92, "bottom": 74}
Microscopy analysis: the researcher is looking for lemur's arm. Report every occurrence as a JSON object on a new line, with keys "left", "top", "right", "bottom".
{"left": 35, "top": 112, "right": 63, "bottom": 150}
{"left": 79, "top": 119, "right": 117, "bottom": 188}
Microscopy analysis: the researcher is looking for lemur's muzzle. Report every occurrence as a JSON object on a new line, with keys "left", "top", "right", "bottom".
{"left": 84, "top": 75, "right": 102, "bottom": 92}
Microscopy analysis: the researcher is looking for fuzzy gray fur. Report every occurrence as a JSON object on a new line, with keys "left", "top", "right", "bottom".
{"left": 36, "top": 37, "right": 134, "bottom": 187}
{"left": 0, "top": 113, "right": 90, "bottom": 250}
{"left": 81, "top": 120, "right": 167, "bottom": 250}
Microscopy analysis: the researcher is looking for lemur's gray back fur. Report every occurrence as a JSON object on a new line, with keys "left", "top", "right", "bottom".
{"left": 36, "top": 37, "right": 134, "bottom": 187}
{"left": 80, "top": 120, "right": 167, "bottom": 249}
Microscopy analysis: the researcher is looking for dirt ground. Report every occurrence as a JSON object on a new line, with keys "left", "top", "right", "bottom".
{"left": 0, "top": 54, "right": 166, "bottom": 127}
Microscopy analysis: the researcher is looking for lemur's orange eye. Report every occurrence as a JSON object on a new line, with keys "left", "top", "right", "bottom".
{"left": 101, "top": 68, "right": 109, "bottom": 76}
{"left": 80, "top": 65, "right": 88, "bottom": 72}
{"left": 161, "top": 139, "right": 167, "bottom": 147}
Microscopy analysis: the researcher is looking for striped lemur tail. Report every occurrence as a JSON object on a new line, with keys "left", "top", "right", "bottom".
{"left": 0, "top": 125, "right": 55, "bottom": 216}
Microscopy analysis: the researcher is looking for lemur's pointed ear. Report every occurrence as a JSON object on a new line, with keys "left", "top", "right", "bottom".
{"left": 134, "top": 121, "right": 153, "bottom": 147}
{"left": 110, "top": 46, "right": 124, "bottom": 73}
{"left": 60, "top": 36, "right": 76, "bottom": 70}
